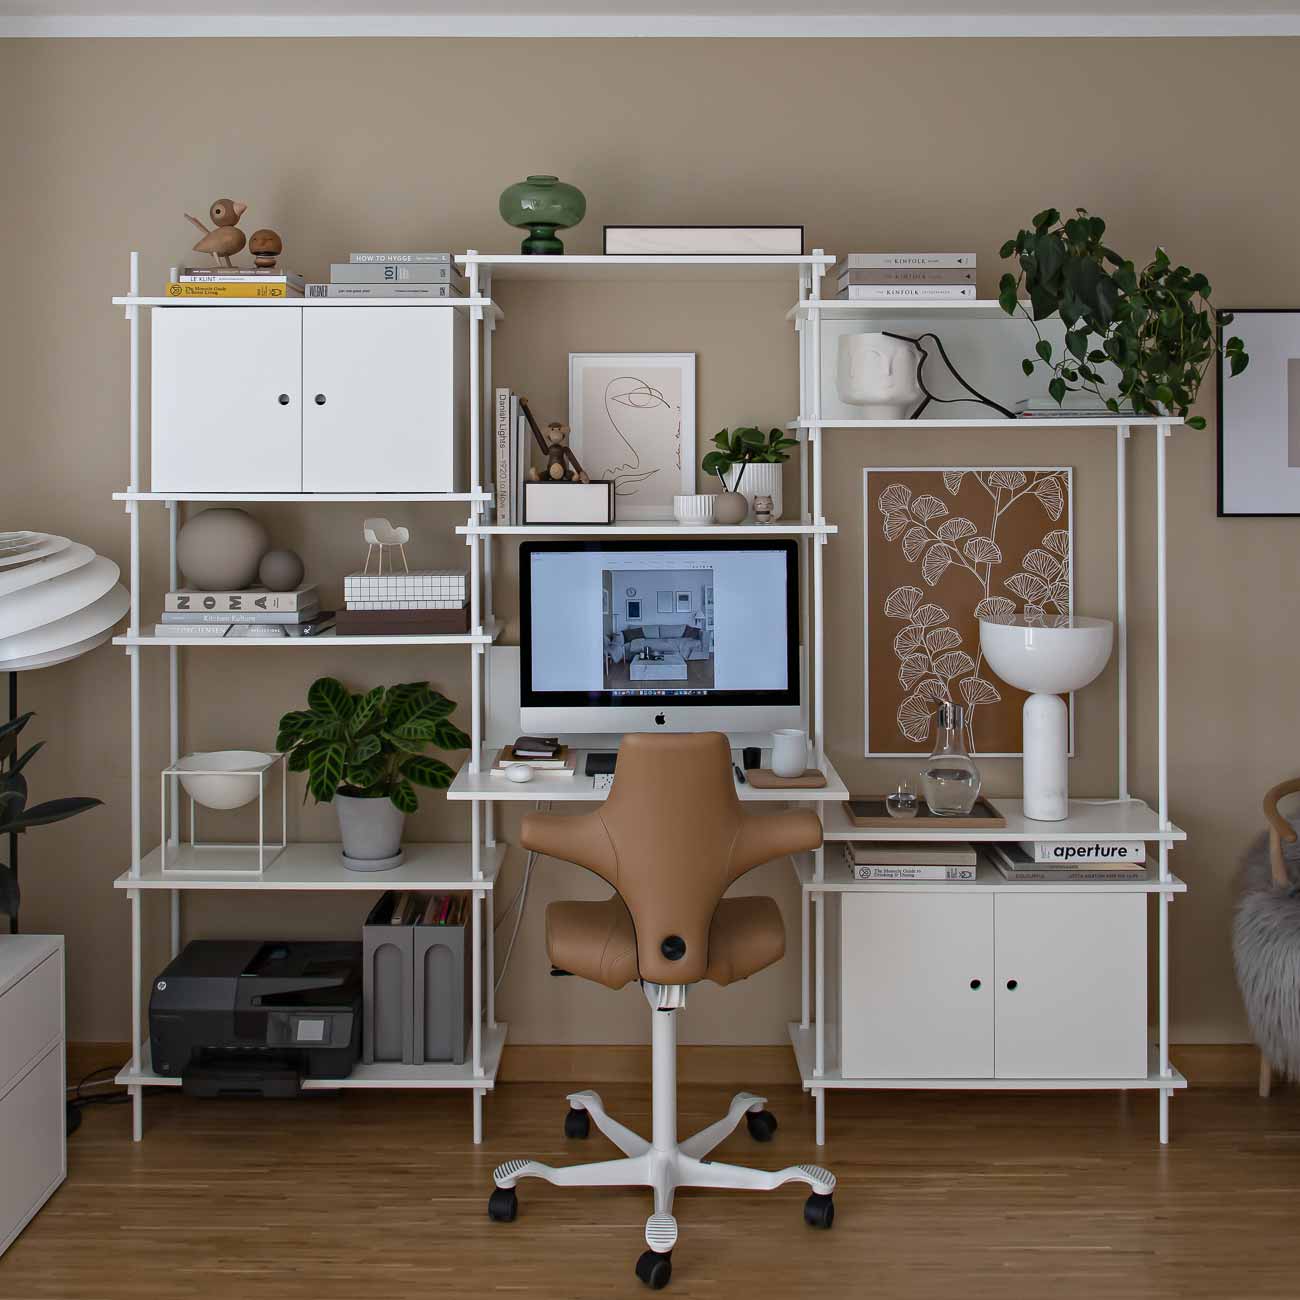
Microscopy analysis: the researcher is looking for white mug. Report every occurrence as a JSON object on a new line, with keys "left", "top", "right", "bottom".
{"left": 771, "top": 728, "right": 807, "bottom": 779}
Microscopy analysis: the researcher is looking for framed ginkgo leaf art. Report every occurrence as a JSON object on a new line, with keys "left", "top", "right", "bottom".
{"left": 863, "top": 467, "right": 1074, "bottom": 757}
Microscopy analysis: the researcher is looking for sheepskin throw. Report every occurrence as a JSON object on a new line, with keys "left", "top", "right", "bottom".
{"left": 1233, "top": 821, "right": 1300, "bottom": 1077}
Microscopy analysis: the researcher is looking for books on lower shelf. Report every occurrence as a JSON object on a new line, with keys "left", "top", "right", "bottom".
{"left": 842, "top": 841, "right": 977, "bottom": 882}
{"left": 492, "top": 744, "right": 577, "bottom": 774}
{"left": 333, "top": 608, "right": 470, "bottom": 635}
{"left": 307, "top": 253, "right": 465, "bottom": 298}
{"left": 169, "top": 267, "right": 305, "bottom": 297}
{"left": 832, "top": 253, "right": 978, "bottom": 302}
{"left": 1015, "top": 397, "right": 1115, "bottom": 419}
{"left": 305, "top": 283, "right": 462, "bottom": 299}
{"left": 155, "top": 613, "right": 335, "bottom": 638}
{"left": 329, "top": 262, "right": 467, "bottom": 288}
{"left": 835, "top": 253, "right": 977, "bottom": 270}
{"left": 837, "top": 284, "right": 976, "bottom": 301}
{"left": 387, "top": 891, "right": 469, "bottom": 926}
{"left": 165, "top": 585, "right": 317, "bottom": 613}
{"left": 989, "top": 843, "right": 1147, "bottom": 882}
{"left": 159, "top": 603, "right": 319, "bottom": 624}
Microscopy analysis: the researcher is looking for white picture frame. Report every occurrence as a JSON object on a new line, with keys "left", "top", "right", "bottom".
{"left": 675, "top": 591, "right": 692, "bottom": 613}
{"left": 568, "top": 352, "right": 696, "bottom": 520}
{"left": 656, "top": 590, "right": 674, "bottom": 614}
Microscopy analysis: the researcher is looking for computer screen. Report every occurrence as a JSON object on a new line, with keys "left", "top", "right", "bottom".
{"left": 520, "top": 540, "right": 800, "bottom": 734}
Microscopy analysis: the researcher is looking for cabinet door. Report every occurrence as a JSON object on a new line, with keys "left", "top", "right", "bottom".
{"left": 840, "top": 892, "right": 994, "bottom": 1079}
{"left": 151, "top": 307, "right": 302, "bottom": 491}
{"left": 301, "top": 308, "right": 465, "bottom": 492}
{"left": 994, "top": 893, "right": 1147, "bottom": 1079}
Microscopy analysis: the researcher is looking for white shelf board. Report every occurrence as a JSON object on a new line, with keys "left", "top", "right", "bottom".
{"left": 116, "top": 620, "right": 501, "bottom": 648}
{"left": 449, "top": 749, "right": 849, "bottom": 803}
{"left": 788, "top": 298, "right": 1030, "bottom": 322}
{"left": 115, "top": 841, "right": 504, "bottom": 890}
{"left": 113, "top": 490, "right": 490, "bottom": 503}
{"left": 118, "top": 1022, "right": 506, "bottom": 1092}
{"left": 794, "top": 854, "right": 1186, "bottom": 895}
{"left": 791, "top": 417, "right": 1181, "bottom": 430}
{"left": 457, "top": 253, "right": 834, "bottom": 282}
{"left": 821, "top": 797, "right": 1186, "bottom": 844}
{"left": 459, "top": 522, "right": 835, "bottom": 537}
{"left": 788, "top": 1023, "right": 1187, "bottom": 1092}
{"left": 114, "top": 295, "right": 501, "bottom": 320}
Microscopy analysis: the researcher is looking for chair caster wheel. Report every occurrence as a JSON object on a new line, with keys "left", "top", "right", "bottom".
{"left": 804, "top": 1191, "right": 834, "bottom": 1229}
{"left": 487, "top": 1187, "right": 518, "bottom": 1222}
{"left": 745, "top": 1108, "right": 778, "bottom": 1142}
{"left": 564, "top": 1107, "right": 591, "bottom": 1139}
{"left": 635, "top": 1249, "right": 672, "bottom": 1290}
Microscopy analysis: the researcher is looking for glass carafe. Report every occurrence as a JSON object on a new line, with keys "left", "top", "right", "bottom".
{"left": 919, "top": 702, "right": 981, "bottom": 816}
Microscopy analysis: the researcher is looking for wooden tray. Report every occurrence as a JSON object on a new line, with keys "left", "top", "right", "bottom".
{"left": 746, "top": 767, "right": 828, "bottom": 790}
{"left": 842, "top": 796, "right": 1005, "bottom": 829}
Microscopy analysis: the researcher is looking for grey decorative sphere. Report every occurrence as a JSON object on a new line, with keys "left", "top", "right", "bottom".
{"left": 176, "top": 508, "right": 269, "bottom": 591}
{"left": 258, "top": 548, "right": 304, "bottom": 592}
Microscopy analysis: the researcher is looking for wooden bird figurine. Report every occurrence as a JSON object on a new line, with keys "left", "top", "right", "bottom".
{"left": 184, "top": 199, "right": 248, "bottom": 267}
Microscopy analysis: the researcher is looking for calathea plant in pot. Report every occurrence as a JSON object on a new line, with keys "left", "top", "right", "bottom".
{"left": 998, "top": 208, "right": 1248, "bottom": 429}
{"left": 1, "top": 712, "right": 102, "bottom": 921}
{"left": 701, "top": 426, "right": 799, "bottom": 524}
{"left": 277, "top": 678, "right": 469, "bottom": 871}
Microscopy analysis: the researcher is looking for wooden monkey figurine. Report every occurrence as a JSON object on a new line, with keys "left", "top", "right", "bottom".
{"left": 527, "top": 422, "right": 590, "bottom": 484}
{"left": 184, "top": 199, "right": 248, "bottom": 267}
{"left": 248, "top": 229, "right": 283, "bottom": 270}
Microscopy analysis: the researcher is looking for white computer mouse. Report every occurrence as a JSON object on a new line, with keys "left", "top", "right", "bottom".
{"left": 505, "top": 764, "right": 534, "bottom": 784}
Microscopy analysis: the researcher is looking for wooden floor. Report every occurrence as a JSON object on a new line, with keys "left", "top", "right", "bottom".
{"left": 3, "top": 1082, "right": 1300, "bottom": 1299}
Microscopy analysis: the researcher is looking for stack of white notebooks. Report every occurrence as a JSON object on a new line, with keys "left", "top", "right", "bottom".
{"left": 831, "top": 253, "right": 977, "bottom": 301}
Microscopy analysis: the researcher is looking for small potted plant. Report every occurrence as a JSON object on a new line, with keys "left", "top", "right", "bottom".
{"left": 998, "top": 208, "right": 1248, "bottom": 427}
{"left": 701, "top": 426, "right": 799, "bottom": 524}
{"left": 277, "top": 678, "right": 469, "bottom": 871}
{"left": 1, "top": 713, "right": 102, "bottom": 924}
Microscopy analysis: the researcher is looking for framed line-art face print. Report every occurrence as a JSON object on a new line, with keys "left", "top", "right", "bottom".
{"left": 569, "top": 353, "right": 696, "bottom": 520}
{"left": 864, "top": 467, "right": 1074, "bottom": 757}
{"left": 1218, "top": 309, "right": 1300, "bottom": 516}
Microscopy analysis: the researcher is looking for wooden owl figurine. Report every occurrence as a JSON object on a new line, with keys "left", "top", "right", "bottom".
{"left": 183, "top": 199, "right": 248, "bottom": 267}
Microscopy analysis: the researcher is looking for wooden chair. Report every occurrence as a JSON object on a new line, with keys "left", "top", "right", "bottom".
{"left": 1257, "top": 777, "right": 1300, "bottom": 1097}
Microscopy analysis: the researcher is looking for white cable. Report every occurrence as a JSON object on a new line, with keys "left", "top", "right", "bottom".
{"left": 495, "top": 850, "right": 536, "bottom": 993}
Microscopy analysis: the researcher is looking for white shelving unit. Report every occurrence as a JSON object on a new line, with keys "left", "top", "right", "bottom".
{"left": 113, "top": 253, "right": 508, "bottom": 1143}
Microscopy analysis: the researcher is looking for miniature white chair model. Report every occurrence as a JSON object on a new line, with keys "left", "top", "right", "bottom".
{"left": 361, "top": 518, "right": 410, "bottom": 575}
{"left": 487, "top": 732, "right": 835, "bottom": 1291}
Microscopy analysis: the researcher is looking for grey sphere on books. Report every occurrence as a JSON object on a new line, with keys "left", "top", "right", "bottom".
{"left": 258, "top": 548, "right": 304, "bottom": 592}
{"left": 176, "top": 508, "right": 269, "bottom": 591}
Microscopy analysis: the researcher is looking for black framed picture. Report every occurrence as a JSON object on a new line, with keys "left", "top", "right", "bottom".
{"left": 1218, "top": 309, "right": 1300, "bottom": 517}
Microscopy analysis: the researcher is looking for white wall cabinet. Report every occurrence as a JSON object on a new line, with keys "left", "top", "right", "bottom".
{"left": 0, "top": 936, "right": 65, "bottom": 1257}
{"left": 151, "top": 306, "right": 467, "bottom": 493}
{"left": 840, "top": 890, "right": 1146, "bottom": 1081}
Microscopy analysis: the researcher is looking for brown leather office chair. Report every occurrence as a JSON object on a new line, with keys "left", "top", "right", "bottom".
{"left": 488, "top": 733, "right": 836, "bottom": 1291}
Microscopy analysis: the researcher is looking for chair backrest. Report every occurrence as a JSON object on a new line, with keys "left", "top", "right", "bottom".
{"left": 520, "top": 732, "right": 822, "bottom": 984}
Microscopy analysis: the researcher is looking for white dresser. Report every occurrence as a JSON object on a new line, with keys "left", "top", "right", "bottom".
{"left": 0, "top": 935, "right": 65, "bottom": 1257}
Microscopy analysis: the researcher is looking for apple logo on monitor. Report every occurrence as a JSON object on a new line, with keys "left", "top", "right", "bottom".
{"left": 654, "top": 713, "right": 667, "bottom": 726}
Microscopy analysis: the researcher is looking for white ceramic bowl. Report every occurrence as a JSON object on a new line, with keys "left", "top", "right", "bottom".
{"left": 979, "top": 616, "right": 1114, "bottom": 695}
{"left": 673, "top": 494, "right": 716, "bottom": 527}
{"left": 176, "top": 750, "right": 274, "bottom": 811}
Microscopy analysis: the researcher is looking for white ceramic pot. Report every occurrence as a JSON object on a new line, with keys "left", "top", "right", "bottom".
{"left": 673, "top": 494, "right": 716, "bottom": 526}
{"left": 336, "top": 793, "right": 406, "bottom": 870}
{"left": 175, "top": 750, "right": 273, "bottom": 811}
{"left": 770, "top": 728, "right": 808, "bottom": 779}
{"left": 725, "top": 462, "right": 783, "bottom": 521}
{"left": 836, "top": 332, "right": 925, "bottom": 419}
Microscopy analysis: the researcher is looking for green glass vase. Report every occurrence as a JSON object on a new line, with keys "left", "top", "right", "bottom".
{"left": 498, "top": 174, "right": 587, "bottom": 256}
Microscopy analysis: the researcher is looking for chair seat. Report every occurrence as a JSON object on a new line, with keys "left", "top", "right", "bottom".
{"left": 546, "top": 894, "right": 785, "bottom": 991}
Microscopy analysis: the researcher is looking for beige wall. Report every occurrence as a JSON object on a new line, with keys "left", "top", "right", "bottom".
{"left": 2, "top": 35, "right": 1296, "bottom": 1046}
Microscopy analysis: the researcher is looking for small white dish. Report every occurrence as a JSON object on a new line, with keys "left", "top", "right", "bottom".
{"left": 505, "top": 763, "right": 535, "bottom": 783}
{"left": 340, "top": 849, "right": 405, "bottom": 872}
{"left": 175, "top": 750, "right": 274, "bottom": 811}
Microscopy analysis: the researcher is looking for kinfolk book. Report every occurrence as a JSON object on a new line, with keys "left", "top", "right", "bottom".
{"left": 836, "top": 253, "right": 977, "bottom": 269}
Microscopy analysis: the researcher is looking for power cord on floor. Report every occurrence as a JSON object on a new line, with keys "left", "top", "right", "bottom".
{"left": 67, "top": 1064, "right": 132, "bottom": 1109}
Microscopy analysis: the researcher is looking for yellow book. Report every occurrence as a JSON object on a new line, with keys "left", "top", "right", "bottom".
{"left": 166, "top": 282, "right": 299, "bottom": 298}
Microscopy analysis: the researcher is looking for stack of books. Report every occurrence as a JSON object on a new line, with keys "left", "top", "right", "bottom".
{"left": 166, "top": 267, "right": 304, "bottom": 298}
{"left": 831, "top": 253, "right": 977, "bottom": 301}
{"left": 990, "top": 841, "right": 1147, "bottom": 882}
{"left": 306, "top": 252, "right": 468, "bottom": 299}
{"left": 493, "top": 387, "right": 534, "bottom": 524}
{"left": 842, "top": 841, "right": 978, "bottom": 882}
{"left": 1015, "top": 397, "right": 1114, "bottom": 420}
{"left": 334, "top": 570, "right": 469, "bottom": 636}
{"left": 492, "top": 736, "right": 577, "bottom": 777}
{"left": 156, "top": 585, "right": 332, "bottom": 638}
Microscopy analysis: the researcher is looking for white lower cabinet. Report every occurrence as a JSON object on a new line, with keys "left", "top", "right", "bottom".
{"left": 840, "top": 890, "right": 1147, "bottom": 1080}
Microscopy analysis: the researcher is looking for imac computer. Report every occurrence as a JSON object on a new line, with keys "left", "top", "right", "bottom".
{"left": 519, "top": 539, "right": 801, "bottom": 736}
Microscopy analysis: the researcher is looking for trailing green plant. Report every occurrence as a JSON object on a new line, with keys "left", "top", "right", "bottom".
{"left": 1, "top": 713, "right": 102, "bottom": 917}
{"left": 998, "top": 208, "right": 1248, "bottom": 430}
{"left": 276, "top": 678, "right": 470, "bottom": 815}
{"left": 701, "top": 426, "right": 799, "bottom": 492}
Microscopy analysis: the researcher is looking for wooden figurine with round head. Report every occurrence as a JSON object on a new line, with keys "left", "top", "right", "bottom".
{"left": 183, "top": 199, "right": 248, "bottom": 267}
{"left": 248, "top": 229, "right": 283, "bottom": 270}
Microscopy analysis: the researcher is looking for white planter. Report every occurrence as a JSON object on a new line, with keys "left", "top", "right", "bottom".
{"left": 724, "top": 462, "right": 783, "bottom": 521}
{"left": 335, "top": 793, "right": 406, "bottom": 870}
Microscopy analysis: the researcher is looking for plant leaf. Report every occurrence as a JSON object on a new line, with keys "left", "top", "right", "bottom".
{"left": 936, "top": 516, "right": 977, "bottom": 543}
{"left": 941, "top": 471, "right": 965, "bottom": 495}
{"left": 307, "top": 677, "right": 353, "bottom": 722}
{"left": 351, "top": 685, "right": 387, "bottom": 730}
{"left": 893, "top": 625, "right": 927, "bottom": 657}
{"left": 898, "top": 654, "right": 933, "bottom": 692}
{"left": 963, "top": 537, "right": 1002, "bottom": 565}
{"left": 1006, "top": 572, "right": 1050, "bottom": 603}
{"left": 431, "top": 719, "right": 471, "bottom": 752}
{"left": 1, "top": 796, "right": 101, "bottom": 833}
{"left": 1042, "top": 529, "right": 1071, "bottom": 557}
{"left": 389, "top": 779, "right": 418, "bottom": 815}
{"left": 896, "top": 694, "right": 934, "bottom": 744}
{"left": 8, "top": 742, "right": 44, "bottom": 776}
{"left": 1030, "top": 475, "right": 1065, "bottom": 520}
{"left": 934, "top": 651, "right": 976, "bottom": 681}
{"left": 913, "top": 603, "right": 948, "bottom": 628}
{"left": 910, "top": 494, "right": 948, "bottom": 524}
{"left": 924, "top": 626, "right": 962, "bottom": 656}
{"left": 351, "top": 733, "right": 382, "bottom": 762}
{"left": 1022, "top": 548, "right": 1059, "bottom": 579}
{"left": 400, "top": 755, "right": 457, "bottom": 790}
{"left": 974, "top": 596, "right": 1016, "bottom": 621}
{"left": 883, "top": 586, "right": 924, "bottom": 620}
{"left": 306, "top": 742, "right": 346, "bottom": 803}
{"left": 0, "top": 865, "right": 18, "bottom": 917}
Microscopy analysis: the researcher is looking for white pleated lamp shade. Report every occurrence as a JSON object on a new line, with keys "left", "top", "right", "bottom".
{"left": 0, "top": 535, "right": 130, "bottom": 671}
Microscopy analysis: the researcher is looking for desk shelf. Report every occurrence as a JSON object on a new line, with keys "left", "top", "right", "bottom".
{"left": 116, "top": 620, "right": 501, "bottom": 649}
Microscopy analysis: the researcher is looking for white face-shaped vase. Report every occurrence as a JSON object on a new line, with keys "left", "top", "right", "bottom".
{"left": 836, "top": 332, "right": 924, "bottom": 419}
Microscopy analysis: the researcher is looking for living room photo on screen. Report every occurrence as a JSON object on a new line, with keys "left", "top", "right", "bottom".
{"left": 602, "top": 567, "right": 715, "bottom": 692}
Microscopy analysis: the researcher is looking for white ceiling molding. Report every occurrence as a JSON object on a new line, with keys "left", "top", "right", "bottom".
{"left": 3, "top": 13, "right": 1300, "bottom": 38}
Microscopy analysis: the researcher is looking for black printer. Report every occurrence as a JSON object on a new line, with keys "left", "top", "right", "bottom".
{"left": 149, "top": 940, "right": 363, "bottom": 1097}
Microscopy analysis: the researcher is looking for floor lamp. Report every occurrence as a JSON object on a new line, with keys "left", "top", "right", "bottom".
{"left": 0, "top": 532, "right": 130, "bottom": 934}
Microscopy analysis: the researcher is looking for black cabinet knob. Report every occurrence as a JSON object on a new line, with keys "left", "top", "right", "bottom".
{"left": 314, "top": 393, "right": 327, "bottom": 406}
{"left": 660, "top": 935, "right": 686, "bottom": 961}
{"left": 969, "top": 979, "right": 981, "bottom": 990}
{"left": 277, "top": 393, "right": 290, "bottom": 405}
{"left": 1006, "top": 979, "right": 1018, "bottom": 991}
